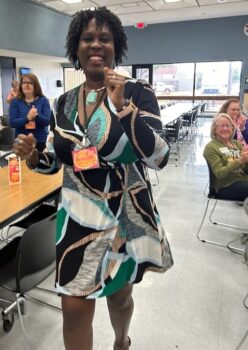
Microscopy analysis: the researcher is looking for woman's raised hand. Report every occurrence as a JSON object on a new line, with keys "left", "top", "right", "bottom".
{"left": 238, "top": 115, "right": 247, "bottom": 130}
{"left": 14, "top": 133, "right": 37, "bottom": 160}
{"left": 239, "top": 149, "right": 248, "bottom": 164}
{"left": 103, "top": 67, "right": 126, "bottom": 111}
{"left": 27, "top": 106, "right": 38, "bottom": 121}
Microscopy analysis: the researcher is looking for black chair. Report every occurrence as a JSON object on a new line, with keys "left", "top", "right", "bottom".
{"left": 0, "top": 151, "right": 12, "bottom": 167}
{"left": 0, "top": 212, "right": 61, "bottom": 347}
{"left": 0, "top": 115, "right": 10, "bottom": 127}
{"left": 197, "top": 159, "right": 248, "bottom": 252}
{"left": 166, "top": 117, "right": 184, "bottom": 165}
{"left": 0, "top": 127, "right": 15, "bottom": 151}
{"left": 6, "top": 203, "right": 58, "bottom": 240}
{"left": 182, "top": 109, "right": 198, "bottom": 139}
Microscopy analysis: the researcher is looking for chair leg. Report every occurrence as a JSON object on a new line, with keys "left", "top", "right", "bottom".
{"left": 209, "top": 201, "right": 248, "bottom": 232}
{"left": 227, "top": 238, "right": 245, "bottom": 255}
{"left": 15, "top": 295, "right": 31, "bottom": 350}
{"left": 243, "top": 292, "right": 248, "bottom": 309}
{"left": 197, "top": 199, "right": 212, "bottom": 242}
{"left": 236, "top": 327, "right": 248, "bottom": 350}
{"left": 1, "top": 294, "right": 30, "bottom": 349}
{"left": 198, "top": 200, "right": 248, "bottom": 250}
{"left": 197, "top": 199, "right": 229, "bottom": 248}
{"left": 152, "top": 171, "right": 159, "bottom": 186}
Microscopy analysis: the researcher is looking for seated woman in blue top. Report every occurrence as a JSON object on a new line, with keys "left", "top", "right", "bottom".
{"left": 9, "top": 73, "right": 51, "bottom": 151}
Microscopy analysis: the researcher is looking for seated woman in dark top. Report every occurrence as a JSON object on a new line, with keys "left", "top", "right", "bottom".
{"left": 204, "top": 113, "right": 248, "bottom": 201}
{"left": 9, "top": 73, "right": 51, "bottom": 151}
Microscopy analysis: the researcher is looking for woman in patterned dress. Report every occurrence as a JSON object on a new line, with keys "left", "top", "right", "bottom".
{"left": 14, "top": 7, "right": 173, "bottom": 350}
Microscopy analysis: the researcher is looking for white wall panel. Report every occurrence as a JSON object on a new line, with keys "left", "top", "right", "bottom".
{"left": 15, "top": 58, "right": 64, "bottom": 106}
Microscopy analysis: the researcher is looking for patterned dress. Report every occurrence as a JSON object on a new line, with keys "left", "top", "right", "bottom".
{"left": 35, "top": 79, "right": 173, "bottom": 298}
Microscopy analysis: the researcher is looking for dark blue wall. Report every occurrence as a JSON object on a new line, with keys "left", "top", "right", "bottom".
{"left": 0, "top": 0, "right": 70, "bottom": 57}
{"left": 124, "top": 16, "right": 248, "bottom": 64}
{"left": 123, "top": 15, "right": 248, "bottom": 96}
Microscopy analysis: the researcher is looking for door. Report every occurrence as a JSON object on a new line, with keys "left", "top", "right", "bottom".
{"left": 132, "top": 64, "right": 153, "bottom": 85}
{"left": 0, "top": 57, "right": 17, "bottom": 115}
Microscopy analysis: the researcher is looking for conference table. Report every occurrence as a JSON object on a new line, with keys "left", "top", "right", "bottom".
{"left": 0, "top": 161, "right": 63, "bottom": 229}
{"left": 160, "top": 102, "right": 196, "bottom": 126}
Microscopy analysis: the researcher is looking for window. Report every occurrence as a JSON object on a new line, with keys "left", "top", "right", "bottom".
{"left": 115, "top": 65, "right": 132, "bottom": 78}
{"left": 152, "top": 61, "right": 242, "bottom": 112}
{"left": 153, "top": 63, "right": 194, "bottom": 96}
{"left": 195, "top": 61, "right": 242, "bottom": 96}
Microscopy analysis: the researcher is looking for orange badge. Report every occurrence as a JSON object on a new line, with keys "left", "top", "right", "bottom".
{"left": 72, "top": 146, "right": 100, "bottom": 172}
{"left": 25, "top": 121, "right": 36, "bottom": 129}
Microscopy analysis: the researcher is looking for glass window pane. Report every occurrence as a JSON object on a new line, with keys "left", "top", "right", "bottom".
{"left": 115, "top": 65, "right": 132, "bottom": 78}
{"left": 153, "top": 63, "right": 194, "bottom": 96}
{"left": 195, "top": 61, "right": 242, "bottom": 96}
{"left": 135, "top": 68, "right": 149, "bottom": 83}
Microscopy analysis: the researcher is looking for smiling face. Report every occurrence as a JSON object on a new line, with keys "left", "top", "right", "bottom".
{"left": 214, "top": 116, "right": 234, "bottom": 143}
{"left": 77, "top": 18, "right": 115, "bottom": 84}
{"left": 226, "top": 101, "right": 240, "bottom": 122}
{"left": 21, "top": 78, "right": 35, "bottom": 98}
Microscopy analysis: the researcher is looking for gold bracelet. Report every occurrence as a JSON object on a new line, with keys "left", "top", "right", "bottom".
{"left": 117, "top": 101, "right": 137, "bottom": 119}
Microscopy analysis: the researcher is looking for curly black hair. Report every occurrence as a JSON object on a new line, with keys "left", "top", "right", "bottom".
{"left": 66, "top": 7, "right": 128, "bottom": 69}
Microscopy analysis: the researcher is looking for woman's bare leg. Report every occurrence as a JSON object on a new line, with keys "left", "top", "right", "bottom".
{"left": 62, "top": 295, "right": 95, "bottom": 350}
{"left": 107, "top": 284, "right": 134, "bottom": 349}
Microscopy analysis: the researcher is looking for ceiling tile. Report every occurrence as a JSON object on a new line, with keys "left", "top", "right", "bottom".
{"left": 29, "top": 0, "right": 248, "bottom": 25}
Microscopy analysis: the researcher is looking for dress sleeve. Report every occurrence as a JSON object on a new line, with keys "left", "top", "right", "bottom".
{"left": 119, "top": 82, "right": 170, "bottom": 170}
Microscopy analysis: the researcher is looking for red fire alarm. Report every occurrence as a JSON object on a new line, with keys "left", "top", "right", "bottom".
{"left": 135, "top": 22, "right": 146, "bottom": 29}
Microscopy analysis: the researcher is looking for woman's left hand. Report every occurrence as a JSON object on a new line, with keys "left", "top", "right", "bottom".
{"left": 238, "top": 115, "right": 247, "bottom": 130}
{"left": 103, "top": 67, "right": 126, "bottom": 111}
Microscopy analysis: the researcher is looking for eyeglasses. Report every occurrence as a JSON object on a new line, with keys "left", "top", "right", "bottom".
{"left": 216, "top": 124, "right": 232, "bottom": 129}
{"left": 22, "top": 81, "right": 33, "bottom": 86}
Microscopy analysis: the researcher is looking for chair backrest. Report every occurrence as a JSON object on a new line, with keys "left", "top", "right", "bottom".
{"left": 16, "top": 212, "right": 57, "bottom": 293}
{"left": 0, "top": 151, "right": 12, "bottom": 167}
{"left": 166, "top": 117, "right": 183, "bottom": 142}
{"left": 200, "top": 102, "right": 207, "bottom": 112}
{"left": 0, "top": 115, "right": 9, "bottom": 127}
{"left": 182, "top": 110, "right": 193, "bottom": 122}
{"left": 175, "top": 117, "right": 183, "bottom": 139}
{"left": 0, "top": 127, "right": 15, "bottom": 151}
{"left": 204, "top": 158, "right": 217, "bottom": 198}
{"left": 192, "top": 108, "right": 198, "bottom": 122}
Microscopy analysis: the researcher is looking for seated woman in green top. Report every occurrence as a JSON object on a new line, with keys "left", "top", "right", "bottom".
{"left": 204, "top": 113, "right": 248, "bottom": 200}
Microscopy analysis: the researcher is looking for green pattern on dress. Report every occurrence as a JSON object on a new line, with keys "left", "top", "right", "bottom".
{"left": 90, "top": 197, "right": 118, "bottom": 221}
{"left": 88, "top": 107, "right": 107, "bottom": 143}
{"left": 99, "top": 258, "right": 136, "bottom": 297}
{"left": 56, "top": 207, "right": 67, "bottom": 242}
{"left": 112, "top": 141, "right": 139, "bottom": 164}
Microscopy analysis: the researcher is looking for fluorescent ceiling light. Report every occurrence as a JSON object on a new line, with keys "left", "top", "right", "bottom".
{"left": 122, "top": 2, "right": 137, "bottom": 7}
{"left": 164, "top": 0, "right": 183, "bottom": 3}
{"left": 62, "top": 0, "right": 82, "bottom": 4}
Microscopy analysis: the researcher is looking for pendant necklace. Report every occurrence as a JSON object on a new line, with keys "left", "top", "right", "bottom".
{"left": 84, "top": 83, "right": 105, "bottom": 105}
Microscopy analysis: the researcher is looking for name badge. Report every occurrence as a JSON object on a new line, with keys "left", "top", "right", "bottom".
{"left": 25, "top": 121, "right": 36, "bottom": 129}
{"left": 72, "top": 146, "right": 100, "bottom": 172}
{"left": 219, "top": 147, "right": 229, "bottom": 154}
